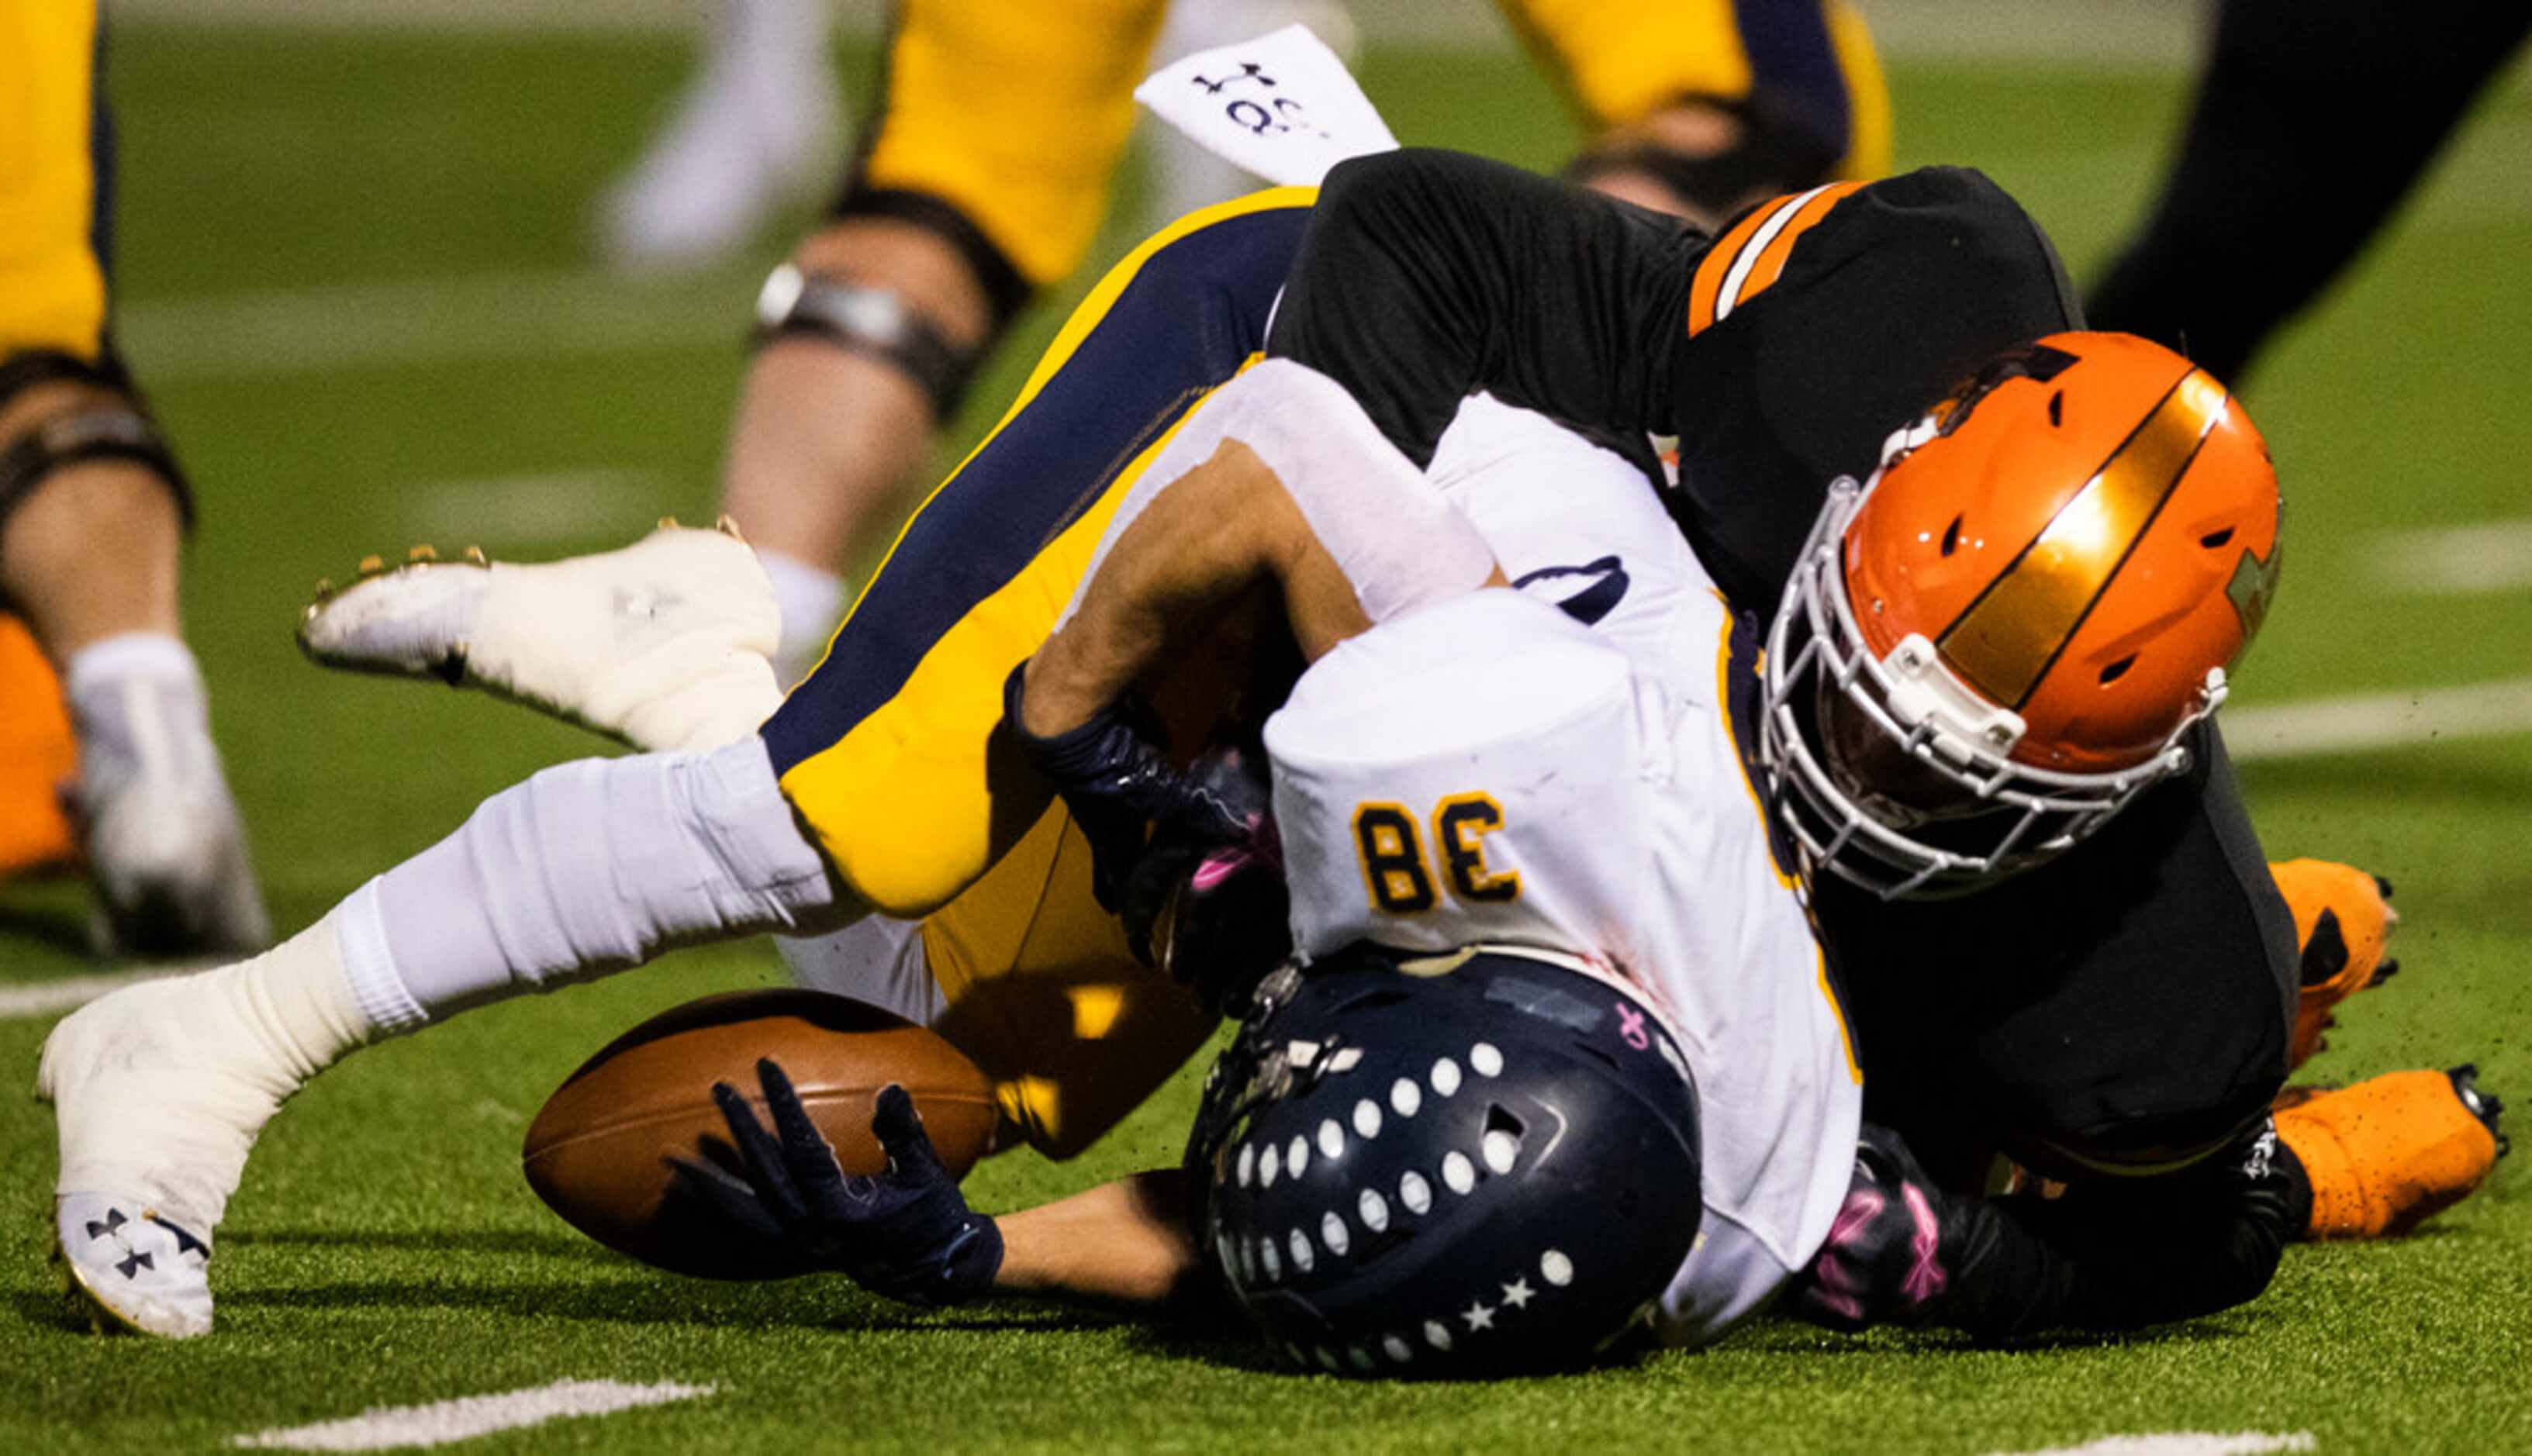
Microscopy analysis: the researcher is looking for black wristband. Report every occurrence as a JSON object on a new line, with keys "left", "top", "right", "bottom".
{"left": 0, "top": 402, "right": 195, "bottom": 542}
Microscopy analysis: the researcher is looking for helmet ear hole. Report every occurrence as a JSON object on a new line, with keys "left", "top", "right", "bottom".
{"left": 2098, "top": 654, "right": 2138, "bottom": 686}
{"left": 2047, "top": 389, "right": 2065, "bottom": 427}
{"left": 1940, "top": 515, "right": 1964, "bottom": 557}
{"left": 2200, "top": 526, "right": 2236, "bottom": 549}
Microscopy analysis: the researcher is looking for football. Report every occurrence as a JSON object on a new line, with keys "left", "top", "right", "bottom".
{"left": 521, "top": 988, "right": 1003, "bottom": 1279}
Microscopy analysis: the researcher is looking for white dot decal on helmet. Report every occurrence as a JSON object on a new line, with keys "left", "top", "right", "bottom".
{"left": 1287, "top": 1135, "right": 1310, "bottom": 1178}
{"left": 1317, "top": 1118, "right": 1345, "bottom": 1159}
{"left": 1315, "top": 1347, "right": 1339, "bottom": 1372}
{"left": 1239, "top": 1238, "right": 1258, "bottom": 1285}
{"left": 1289, "top": 1228, "right": 1314, "bottom": 1273}
{"left": 1237, "top": 1144, "right": 1255, "bottom": 1189}
{"left": 1390, "top": 1078, "right": 1422, "bottom": 1118}
{"left": 1260, "top": 1144, "right": 1281, "bottom": 1187}
{"left": 1442, "top": 1150, "right": 1477, "bottom": 1194}
{"left": 1352, "top": 1099, "right": 1383, "bottom": 1139}
{"left": 1349, "top": 1347, "right": 1376, "bottom": 1372}
{"left": 1383, "top": 1335, "right": 1414, "bottom": 1364}
{"left": 1481, "top": 1128, "right": 1519, "bottom": 1175}
{"left": 1540, "top": 1249, "right": 1575, "bottom": 1286}
{"left": 1431, "top": 1057, "right": 1462, "bottom": 1097}
{"left": 1399, "top": 1170, "right": 1432, "bottom": 1214}
{"left": 1359, "top": 1188, "right": 1390, "bottom": 1232}
{"left": 1424, "top": 1320, "right": 1453, "bottom": 1351}
{"left": 1321, "top": 1210, "right": 1351, "bottom": 1256}
{"left": 1471, "top": 1042, "right": 1504, "bottom": 1078}
{"left": 1260, "top": 1237, "right": 1280, "bottom": 1280}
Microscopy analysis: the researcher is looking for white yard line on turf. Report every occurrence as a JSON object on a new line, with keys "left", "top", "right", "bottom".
{"left": 0, "top": 971, "right": 181, "bottom": 1020}
{"left": 1993, "top": 1434, "right": 2313, "bottom": 1456}
{"left": 231, "top": 1379, "right": 716, "bottom": 1452}
{"left": 2374, "top": 518, "right": 2532, "bottom": 595}
{"left": 118, "top": 271, "right": 741, "bottom": 385}
{"left": 2225, "top": 677, "right": 2532, "bottom": 761}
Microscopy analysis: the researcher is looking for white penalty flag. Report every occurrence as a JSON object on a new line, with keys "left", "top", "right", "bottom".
{"left": 1135, "top": 23, "right": 1398, "bottom": 189}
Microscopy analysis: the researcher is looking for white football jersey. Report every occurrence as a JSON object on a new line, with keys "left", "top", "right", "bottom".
{"left": 1267, "top": 395, "right": 1863, "bottom": 1347}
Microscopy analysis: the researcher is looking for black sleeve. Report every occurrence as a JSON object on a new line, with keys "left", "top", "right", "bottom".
{"left": 1942, "top": 1122, "right": 2304, "bottom": 1338}
{"left": 1269, "top": 153, "right": 2083, "bottom": 610}
{"left": 1266, "top": 148, "right": 1702, "bottom": 468}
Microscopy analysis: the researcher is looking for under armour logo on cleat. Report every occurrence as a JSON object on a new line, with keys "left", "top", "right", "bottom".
{"left": 115, "top": 1251, "right": 154, "bottom": 1280}
{"left": 85, "top": 1209, "right": 129, "bottom": 1241}
{"left": 166, "top": 1222, "right": 210, "bottom": 1260}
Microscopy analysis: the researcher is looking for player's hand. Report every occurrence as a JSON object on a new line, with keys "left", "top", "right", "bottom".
{"left": 1002, "top": 661, "right": 1254, "bottom": 914}
{"left": 1788, "top": 1125, "right": 1970, "bottom": 1333}
{"left": 671, "top": 1060, "right": 1003, "bottom": 1305}
{"left": 1117, "top": 744, "right": 1291, "bottom": 1015}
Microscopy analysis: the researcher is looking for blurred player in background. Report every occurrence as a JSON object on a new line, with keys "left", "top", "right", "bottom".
{"left": 0, "top": 0, "right": 268, "bottom": 955}
{"left": 2089, "top": 0, "right": 2532, "bottom": 387}
{"left": 717, "top": 0, "right": 1888, "bottom": 686}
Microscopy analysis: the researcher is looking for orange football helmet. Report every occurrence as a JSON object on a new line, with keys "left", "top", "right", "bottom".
{"left": 1759, "top": 333, "right": 2281, "bottom": 899}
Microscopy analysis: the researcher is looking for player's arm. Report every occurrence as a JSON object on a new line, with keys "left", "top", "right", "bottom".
{"left": 993, "top": 1169, "right": 1206, "bottom": 1309}
{"left": 1266, "top": 147, "right": 1701, "bottom": 465}
{"left": 1792, "top": 1123, "right": 2299, "bottom": 1339}
{"left": 1007, "top": 361, "right": 1504, "bottom": 937}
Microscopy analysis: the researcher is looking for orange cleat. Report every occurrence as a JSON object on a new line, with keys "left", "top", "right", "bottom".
{"left": 0, "top": 615, "right": 78, "bottom": 878}
{"left": 2273, "top": 858, "right": 2400, "bottom": 1068}
{"left": 2276, "top": 1066, "right": 2505, "bottom": 1240}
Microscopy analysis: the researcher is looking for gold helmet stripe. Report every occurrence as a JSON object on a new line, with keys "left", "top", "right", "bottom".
{"left": 1939, "top": 368, "right": 2230, "bottom": 709}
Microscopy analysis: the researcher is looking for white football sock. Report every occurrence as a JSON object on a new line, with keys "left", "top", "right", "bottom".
{"left": 756, "top": 546, "right": 848, "bottom": 688}
{"left": 349, "top": 738, "right": 844, "bottom": 1020}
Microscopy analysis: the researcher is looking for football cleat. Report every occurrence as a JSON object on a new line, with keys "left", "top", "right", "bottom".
{"left": 38, "top": 926, "right": 368, "bottom": 1337}
{"left": 64, "top": 637, "right": 271, "bottom": 957}
{"left": 2276, "top": 1065, "right": 2505, "bottom": 1240}
{"left": 299, "top": 522, "right": 785, "bottom": 754}
{"left": 2273, "top": 858, "right": 2400, "bottom": 1068}
{"left": 54, "top": 1193, "right": 212, "bottom": 1339}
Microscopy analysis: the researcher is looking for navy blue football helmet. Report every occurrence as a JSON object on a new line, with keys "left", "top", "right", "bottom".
{"left": 1187, "top": 943, "right": 1704, "bottom": 1378}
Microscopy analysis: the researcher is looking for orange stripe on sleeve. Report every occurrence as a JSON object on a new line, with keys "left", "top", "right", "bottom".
{"left": 1686, "top": 192, "right": 1800, "bottom": 338}
{"left": 1729, "top": 180, "right": 1865, "bottom": 319}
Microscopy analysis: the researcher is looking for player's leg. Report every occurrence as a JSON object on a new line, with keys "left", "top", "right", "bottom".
{"left": 0, "top": 0, "right": 266, "bottom": 954}
{"left": 2088, "top": 0, "right": 2532, "bottom": 386}
{"left": 1504, "top": 0, "right": 1891, "bottom": 229}
{"left": 595, "top": 0, "right": 841, "bottom": 273}
{"left": 762, "top": 190, "right": 1309, "bottom": 916}
{"left": 41, "top": 735, "right": 839, "bottom": 1337}
{"left": 43, "top": 195, "right": 1313, "bottom": 1336}
{"left": 720, "top": 0, "right": 1172, "bottom": 684}
{"left": 1817, "top": 728, "right": 2300, "bottom": 1187}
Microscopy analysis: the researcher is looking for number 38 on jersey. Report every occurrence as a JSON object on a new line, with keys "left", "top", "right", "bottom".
{"left": 1351, "top": 792, "right": 1520, "bottom": 914}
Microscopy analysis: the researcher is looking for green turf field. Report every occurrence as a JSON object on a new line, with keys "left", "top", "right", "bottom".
{"left": 4, "top": 23, "right": 2529, "bottom": 1454}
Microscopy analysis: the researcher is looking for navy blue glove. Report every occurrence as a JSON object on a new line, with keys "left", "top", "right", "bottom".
{"left": 1003, "top": 661, "right": 1255, "bottom": 918}
{"left": 672, "top": 1060, "right": 1003, "bottom": 1306}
